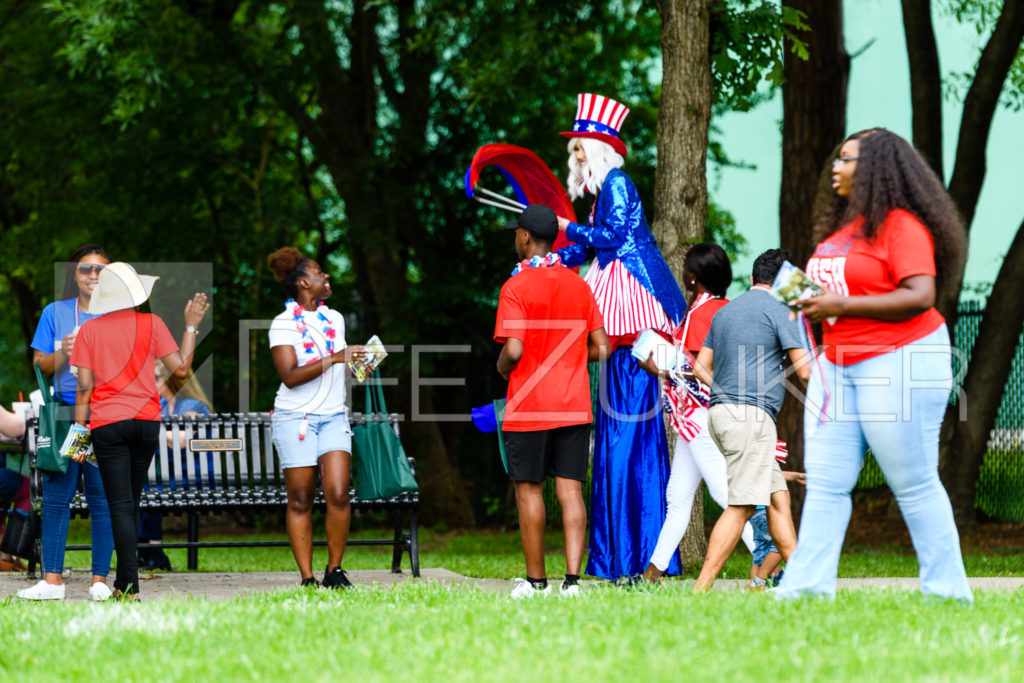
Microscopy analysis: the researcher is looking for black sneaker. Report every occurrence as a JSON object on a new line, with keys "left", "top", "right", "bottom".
{"left": 300, "top": 577, "right": 320, "bottom": 589}
{"left": 139, "top": 555, "right": 173, "bottom": 572}
{"left": 323, "top": 565, "right": 353, "bottom": 590}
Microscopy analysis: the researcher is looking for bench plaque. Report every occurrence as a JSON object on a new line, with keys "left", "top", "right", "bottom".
{"left": 189, "top": 438, "right": 244, "bottom": 452}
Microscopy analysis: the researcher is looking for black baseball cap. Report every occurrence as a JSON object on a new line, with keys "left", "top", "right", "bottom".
{"left": 505, "top": 205, "right": 558, "bottom": 243}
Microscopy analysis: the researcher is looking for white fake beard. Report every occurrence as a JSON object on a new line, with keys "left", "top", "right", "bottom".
{"left": 567, "top": 160, "right": 597, "bottom": 201}
{"left": 566, "top": 138, "right": 623, "bottom": 200}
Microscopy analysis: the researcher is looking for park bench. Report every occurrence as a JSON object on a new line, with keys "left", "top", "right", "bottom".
{"left": 19, "top": 412, "right": 420, "bottom": 577}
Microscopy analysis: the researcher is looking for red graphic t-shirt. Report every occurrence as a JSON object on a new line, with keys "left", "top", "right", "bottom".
{"left": 494, "top": 265, "right": 604, "bottom": 432}
{"left": 806, "top": 208, "right": 944, "bottom": 365}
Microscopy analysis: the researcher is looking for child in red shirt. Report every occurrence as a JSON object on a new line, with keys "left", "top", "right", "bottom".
{"left": 495, "top": 205, "right": 608, "bottom": 598}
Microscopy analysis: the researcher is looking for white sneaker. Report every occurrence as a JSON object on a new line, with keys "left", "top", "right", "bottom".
{"left": 559, "top": 582, "right": 581, "bottom": 597}
{"left": 509, "top": 578, "right": 552, "bottom": 600}
{"left": 16, "top": 580, "right": 66, "bottom": 600}
{"left": 89, "top": 582, "right": 113, "bottom": 602}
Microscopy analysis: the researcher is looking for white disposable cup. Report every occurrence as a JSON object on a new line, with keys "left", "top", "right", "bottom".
{"left": 11, "top": 401, "right": 33, "bottom": 420}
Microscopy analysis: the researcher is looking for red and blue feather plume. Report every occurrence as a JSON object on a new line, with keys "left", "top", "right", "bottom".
{"left": 465, "top": 143, "right": 577, "bottom": 252}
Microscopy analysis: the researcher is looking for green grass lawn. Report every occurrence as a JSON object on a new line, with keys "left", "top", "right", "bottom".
{"left": 2, "top": 582, "right": 1023, "bottom": 681}
{"left": 6, "top": 521, "right": 1024, "bottom": 681}
{"left": 58, "top": 519, "right": 1024, "bottom": 579}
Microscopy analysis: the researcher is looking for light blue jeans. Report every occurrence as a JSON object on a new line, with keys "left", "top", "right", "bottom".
{"left": 776, "top": 325, "right": 972, "bottom": 601}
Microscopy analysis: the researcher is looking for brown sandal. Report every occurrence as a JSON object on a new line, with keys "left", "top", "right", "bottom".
{"left": 111, "top": 589, "right": 141, "bottom": 602}
{"left": 0, "top": 552, "right": 27, "bottom": 572}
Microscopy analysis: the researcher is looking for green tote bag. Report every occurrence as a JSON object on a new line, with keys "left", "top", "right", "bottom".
{"left": 352, "top": 371, "right": 418, "bottom": 500}
{"left": 33, "top": 363, "right": 73, "bottom": 474}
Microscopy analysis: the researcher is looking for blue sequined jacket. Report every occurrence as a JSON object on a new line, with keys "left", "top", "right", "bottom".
{"left": 557, "top": 168, "right": 688, "bottom": 325}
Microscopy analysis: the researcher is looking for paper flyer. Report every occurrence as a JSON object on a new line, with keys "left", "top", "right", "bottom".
{"left": 350, "top": 334, "right": 388, "bottom": 383}
{"left": 60, "top": 423, "right": 95, "bottom": 462}
{"left": 631, "top": 328, "right": 679, "bottom": 371}
{"left": 770, "top": 261, "right": 826, "bottom": 308}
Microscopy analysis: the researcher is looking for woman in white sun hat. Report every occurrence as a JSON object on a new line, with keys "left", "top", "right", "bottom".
{"left": 67, "top": 262, "right": 208, "bottom": 600}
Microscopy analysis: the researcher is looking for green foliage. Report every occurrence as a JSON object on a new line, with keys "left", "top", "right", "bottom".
{"left": 706, "top": 201, "right": 749, "bottom": 262}
{"left": 944, "top": 0, "right": 1004, "bottom": 28}
{"left": 940, "top": 0, "right": 1024, "bottom": 111}
{"left": 2, "top": 0, "right": 811, "bottom": 520}
{"left": 709, "top": 0, "right": 810, "bottom": 112}
{"left": 45, "top": 0, "right": 167, "bottom": 124}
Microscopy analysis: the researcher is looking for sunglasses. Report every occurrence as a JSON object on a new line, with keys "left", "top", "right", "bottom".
{"left": 77, "top": 264, "right": 105, "bottom": 275}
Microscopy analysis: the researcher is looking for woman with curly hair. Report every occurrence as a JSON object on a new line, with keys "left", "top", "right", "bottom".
{"left": 776, "top": 128, "right": 972, "bottom": 601}
{"left": 267, "top": 247, "right": 365, "bottom": 589}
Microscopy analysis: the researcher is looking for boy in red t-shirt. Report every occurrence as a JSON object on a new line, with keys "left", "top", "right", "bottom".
{"left": 494, "top": 205, "right": 608, "bottom": 599}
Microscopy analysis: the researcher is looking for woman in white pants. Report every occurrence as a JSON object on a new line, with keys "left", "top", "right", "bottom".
{"left": 639, "top": 244, "right": 754, "bottom": 582}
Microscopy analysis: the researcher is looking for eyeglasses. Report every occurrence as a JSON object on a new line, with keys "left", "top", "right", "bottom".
{"left": 832, "top": 156, "right": 859, "bottom": 170}
{"left": 77, "top": 264, "right": 105, "bottom": 275}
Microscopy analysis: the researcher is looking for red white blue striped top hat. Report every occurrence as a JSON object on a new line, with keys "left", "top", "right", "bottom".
{"left": 559, "top": 93, "right": 630, "bottom": 157}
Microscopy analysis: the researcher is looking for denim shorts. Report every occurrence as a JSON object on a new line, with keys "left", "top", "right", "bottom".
{"left": 271, "top": 410, "right": 353, "bottom": 469}
{"left": 750, "top": 507, "right": 778, "bottom": 565}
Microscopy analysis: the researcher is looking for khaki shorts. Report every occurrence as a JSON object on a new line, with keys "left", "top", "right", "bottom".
{"left": 707, "top": 403, "right": 787, "bottom": 507}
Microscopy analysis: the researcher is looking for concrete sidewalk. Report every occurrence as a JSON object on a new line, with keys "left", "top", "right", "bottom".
{"left": 1, "top": 570, "right": 1020, "bottom": 602}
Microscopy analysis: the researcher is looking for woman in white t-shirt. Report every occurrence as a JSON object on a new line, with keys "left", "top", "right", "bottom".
{"left": 267, "top": 247, "right": 365, "bottom": 589}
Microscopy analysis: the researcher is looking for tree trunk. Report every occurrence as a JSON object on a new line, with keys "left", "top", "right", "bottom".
{"left": 930, "top": 2, "right": 1024, "bottom": 528}
{"left": 891, "top": 0, "right": 944, "bottom": 524}
{"left": 653, "top": 0, "right": 711, "bottom": 265}
{"left": 778, "top": 0, "right": 848, "bottom": 523}
{"left": 0, "top": 179, "right": 42, "bottom": 370}
{"left": 940, "top": 216, "right": 1024, "bottom": 530}
{"left": 947, "top": 1, "right": 1024, "bottom": 232}
{"left": 7, "top": 275, "right": 42, "bottom": 370}
{"left": 653, "top": 0, "right": 713, "bottom": 567}
{"left": 940, "top": 1, "right": 1024, "bottom": 324}
{"left": 901, "top": 0, "right": 944, "bottom": 180}
{"left": 779, "top": 0, "right": 848, "bottom": 269}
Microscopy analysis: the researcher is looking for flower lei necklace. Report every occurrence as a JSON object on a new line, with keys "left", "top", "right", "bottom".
{"left": 285, "top": 298, "right": 336, "bottom": 364}
{"left": 510, "top": 252, "right": 561, "bottom": 277}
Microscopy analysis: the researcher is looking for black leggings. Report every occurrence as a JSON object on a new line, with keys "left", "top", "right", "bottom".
{"left": 93, "top": 420, "right": 160, "bottom": 595}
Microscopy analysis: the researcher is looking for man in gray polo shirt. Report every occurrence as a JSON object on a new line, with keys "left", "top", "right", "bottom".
{"left": 691, "top": 249, "right": 810, "bottom": 591}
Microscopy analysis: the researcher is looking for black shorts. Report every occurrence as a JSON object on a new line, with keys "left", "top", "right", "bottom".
{"left": 503, "top": 423, "right": 590, "bottom": 483}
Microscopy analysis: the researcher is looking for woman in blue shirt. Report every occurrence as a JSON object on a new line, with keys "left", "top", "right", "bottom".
{"left": 19, "top": 244, "right": 114, "bottom": 601}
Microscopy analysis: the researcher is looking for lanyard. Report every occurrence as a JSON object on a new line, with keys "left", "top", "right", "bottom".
{"left": 678, "top": 291, "right": 719, "bottom": 349}
{"left": 800, "top": 311, "right": 831, "bottom": 425}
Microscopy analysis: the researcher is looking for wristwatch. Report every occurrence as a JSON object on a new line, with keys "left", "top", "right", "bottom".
{"left": 186, "top": 325, "right": 198, "bottom": 334}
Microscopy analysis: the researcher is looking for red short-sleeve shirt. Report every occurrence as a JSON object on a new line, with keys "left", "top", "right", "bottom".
{"left": 494, "top": 265, "right": 604, "bottom": 432}
{"left": 71, "top": 310, "right": 180, "bottom": 427}
{"left": 672, "top": 297, "right": 728, "bottom": 357}
{"left": 806, "top": 209, "right": 944, "bottom": 365}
